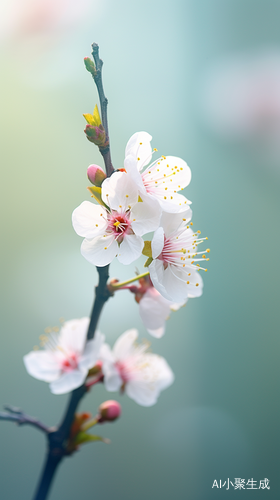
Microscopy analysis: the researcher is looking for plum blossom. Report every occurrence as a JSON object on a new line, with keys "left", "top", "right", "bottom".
{"left": 139, "top": 287, "right": 187, "bottom": 339}
{"left": 124, "top": 131, "right": 191, "bottom": 213}
{"left": 100, "top": 329, "right": 174, "bottom": 406}
{"left": 128, "top": 276, "right": 186, "bottom": 338}
{"left": 23, "top": 318, "right": 104, "bottom": 394}
{"left": 72, "top": 171, "right": 161, "bottom": 267}
{"left": 149, "top": 208, "right": 209, "bottom": 302}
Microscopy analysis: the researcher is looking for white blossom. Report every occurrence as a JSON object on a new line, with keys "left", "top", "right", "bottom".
{"left": 100, "top": 329, "right": 174, "bottom": 406}
{"left": 72, "top": 171, "right": 161, "bottom": 267}
{"left": 149, "top": 208, "right": 208, "bottom": 302}
{"left": 23, "top": 318, "right": 104, "bottom": 395}
{"left": 139, "top": 287, "right": 187, "bottom": 339}
{"left": 124, "top": 131, "right": 192, "bottom": 213}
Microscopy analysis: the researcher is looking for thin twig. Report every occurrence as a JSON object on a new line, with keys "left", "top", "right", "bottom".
{"left": 91, "top": 43, "right": 114, "bottom": 177}
{"left": 0, "top": 406, "right": 50, "bottom": 433}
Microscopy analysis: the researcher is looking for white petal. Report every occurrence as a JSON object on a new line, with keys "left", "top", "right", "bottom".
{"left": 72, "top": 201, "right": 108, "bottom": 238}
{"left": 139, "top": 288, "right": 171, "bottom": 338}
{"left": 113, "top": 329, "right": 139, "bottom": 360}
{"left": 79, "top": 331, "right": 105, "bottom": 371}
{"left": 59, "top": 317, "right": 89, "bottom": 354}
{"left": 170, "top": 299, "right": 188, "bottom": 311}
{"left": 126, "top": 354, "right": 174, "bottom": 406}
{"left": 50, "top": 370, "right": 86, "bottom": 395}
{"left": 130, "top": 192, "right": 162, "bottom": 236}
{"left": 149, "top": 260, "right": 176, "bottom": 301}
{"left": 23, "top": 351, "right": 60, "bottom": 382}
{"left": 117, "top": 234, "right": 144, "bottom": 265}
{"left": 159, "top": 192, "right": 192, "bottom": 213}
{"left": 160, "top": 208, "right": 192, "bottom": 237}
{"left": 101, "top": 171, "right": 138, "bottom": 210}
{"left": 99, "top": 344, "right": 122, "bottom": 391}
{"left": 151, "top": 227, "right": 164, "bottom": 259}
{"left": 81, "top": 234, "right": 118, "bottom": 266}
{"left": 125, "top": 131, "right": 153, "bottom": 172}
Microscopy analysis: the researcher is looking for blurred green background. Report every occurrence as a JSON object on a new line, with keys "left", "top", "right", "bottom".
{"left": 0, "top": 0, "right": 279, "bottom": 498}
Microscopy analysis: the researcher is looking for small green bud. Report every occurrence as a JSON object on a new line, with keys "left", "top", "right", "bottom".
{"left": 84, "top": 57, "right": 97, "bottom": 76}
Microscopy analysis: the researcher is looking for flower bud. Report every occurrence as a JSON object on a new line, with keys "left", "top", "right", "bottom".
{"left": 84, "top": 124, "right": 107, "bottom": 147}
{"left": 84, "top": 57, "right": 97, "bottom": 76}
{"left": 87, "top": 164, "right": 107, "bottom": 186}
{"left": 98, "top": 400, "right": 121, "bottom": 423}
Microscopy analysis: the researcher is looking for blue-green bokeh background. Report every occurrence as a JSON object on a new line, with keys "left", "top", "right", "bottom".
{"left": 0, "top": 1, "right": 279, "bottom": 498}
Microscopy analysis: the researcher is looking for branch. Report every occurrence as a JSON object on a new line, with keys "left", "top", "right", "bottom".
{"left": 32, "top": 265, "right": 112, "bottom": 500}
{"left": 91, "top": 43, "right": 114, "bottom": 177}
{"left": 0, "top": 406, "right": 49, "bottom": 433}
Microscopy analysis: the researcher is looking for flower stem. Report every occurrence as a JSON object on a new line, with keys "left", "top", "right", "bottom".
{"left": 110, "top": 271, "right": 150, "bottom": 290}
{"left": 80, "top": 417, "right": 98, "bottom": 432}
{"left": 91, "top": 43, "right": 114, "bottom": 177}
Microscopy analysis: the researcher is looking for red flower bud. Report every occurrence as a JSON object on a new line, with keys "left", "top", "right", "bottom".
{"left": 87, "top": 164, "right": 107, "bottom": 186}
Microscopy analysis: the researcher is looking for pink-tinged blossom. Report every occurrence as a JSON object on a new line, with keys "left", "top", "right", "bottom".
{"left": 23, "top": 318, "right": 104, "bottom": 395}
{"left": 100, "top": 330, "right": 174, "bottom": 407}
{"left": 149, "top": 208, "right": 209, "bottom": 302}
{"left": 128, "top": 276, "right": 186, "bottom": 338}
{"left": 72, "top": 171, "right": 161, "bottom": 267}
{"left": 124, "top": 131, "right": 191, "bottom": 213}
{"left": 139, "top": 287, "right": 187, "bottom": 339}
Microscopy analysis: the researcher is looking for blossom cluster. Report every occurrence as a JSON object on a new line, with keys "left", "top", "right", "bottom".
{"left": 24, "top": 131, "right": 208, "bottom": 410}
{"left": 24, "top": 318, "right": 174, "bottom": 406}
{"left": 72, "top": 131, "right": 209, "bottom": 305}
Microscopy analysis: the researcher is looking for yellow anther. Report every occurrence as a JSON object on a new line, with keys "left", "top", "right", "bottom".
{"left": 191, "top": 260, "right": 194, "bottom": 264}
{"left": 205, "top": 269, "right": 208, "bottom": 272}
{"left": 187, "top": 281, "right": 190, "bottom": 284}
{"left": 165, "top": 187, "right": 167, "bottom": 190}
{"left": 187, "top": 225, "right": 189, "bottom": 228}
{"left": 202, "top": 254, "right": 206, "bottom": 259}
{"left": 171, "top": 196, "right": 173, "bottom": 199}
{"left": 119, "top": 205, "right": 122, "bottom": 208}
{"left": 206, "top": 248, "right": 210, "bottom": 253}
{"left": 190, "top": 222, "right": 193, "bottom": 226}
{"left": 139, "top": 142, "right": 142, "bottom": 145}
{"left": 154, "top": 148, "right": 158, "bottom": 151}
{"left": 126, "top": 194, "right": 129, "bottom": 197}
{"left": 164, "top": 196, "right": 167, "bottom": 199}
{"left": 183, "top": 264, "right": 185, "bottom": 267}
{"left": 96, "top": 224, "right": 98, "bottom": 227}
{"left": 104, "top": 247, "right": 107, "bottom": 250}
{"left": 113, "top": 221, "right": 121, "bottom": 227}
{"left": 180, "top": 167, "right": 183, "bottom": 170}
{"left": 206, "top": 237, "right": 208, "bottom": 240}
{"left": 137, "top": 157, "right": 140, "bottom": 161}
{"left": 188, "top": 273, "right": 191, "bottom": 276}
{"left": 182, "top": 218, "right": 186, "bottom": 221}
{"left": 196, "top": 283, "right": 199, "bottom": 286}
{"left": 167, "top": 164, "right": 169, "bottom": 167}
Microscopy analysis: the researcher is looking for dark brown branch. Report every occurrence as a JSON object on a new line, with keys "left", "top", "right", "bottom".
{"left": 91, "top": 43, "right": 114, "bottom": 177}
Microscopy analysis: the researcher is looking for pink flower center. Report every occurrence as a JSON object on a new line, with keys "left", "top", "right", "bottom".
{"left": 107, "top": 211, "right": 131, "bottom": 241}
{"left": 61, "top": 353, "right": 78, "bottom": 372}
{"left": 115, "top": 360, "right": 135, "bottom": 383}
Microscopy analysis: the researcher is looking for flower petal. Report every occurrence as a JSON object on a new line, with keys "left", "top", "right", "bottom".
{"left": 50, "top": 370, "right": 86, "bottom": 395}
{"left": 81, "top": 234, "right": 118, "bottom": 266}
{"left": 101, "top": 171, "right": 138, "bottom": 210}
{"left": 117, "top": 234, "right": 144, "bottom": 265}
{"left": 125, "top": 131, "right": 153, "bottom": 172}
{"left": 130, "top": 192, "right": 161, "bottom": 236}
{"left": 160, "top": 208, "right": 192, "bottom": 238}
{"left": 23, "top": 351, "right": 60, "bottom": 382}
{"left": 126, "top": 354, "right": 174, "bottom": 406}
{"left": 113, "top": 329, "right": 139, "bottom": 360}
{"left": 72, "top": 201, "right": 108, "bottom": 238}
{"left": 79, "top": 331, "right": 105, "bottom": 371}
{"left": 151, "top": 227, "right": 165, "bottom": 259}
{"left": 139, "top": 288, "right": 171, "bottom": 338}
{"left": 99, "top": 343, "right": 122, "bottom": 391}
{"left": 59, "top": 317, "right": 89, "bottom": 354}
